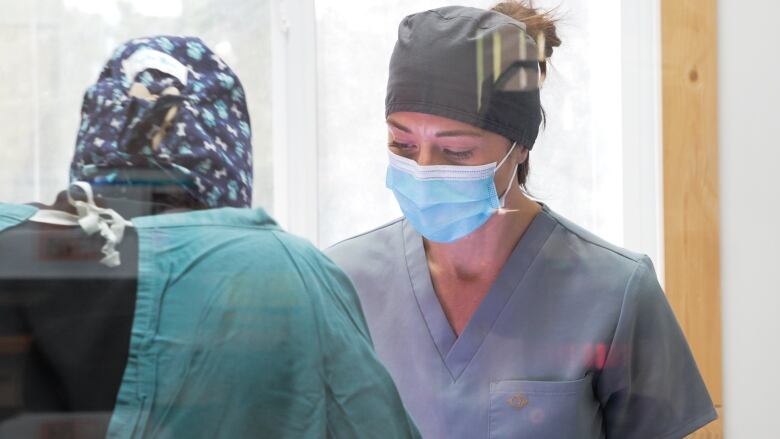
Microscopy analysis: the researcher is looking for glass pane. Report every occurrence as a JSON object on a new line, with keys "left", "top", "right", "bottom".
{"left": 0, "top": 0, "right": 273, "bottom": 210}
{"left": 0, "top": 1, "right": 275, "bottom": 432}
{"left": 316, "top": 0, "right": 623, "bottom": 247}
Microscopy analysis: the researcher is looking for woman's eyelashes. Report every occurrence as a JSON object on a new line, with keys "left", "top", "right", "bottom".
{"left": 388, "top": 141, "right": 414, "bottom": 150}
{"left": 443, "top": 148, "right": 474, "bottom": 159}
{"left": 388, "top": 141, "right": 475, "bottom": 160}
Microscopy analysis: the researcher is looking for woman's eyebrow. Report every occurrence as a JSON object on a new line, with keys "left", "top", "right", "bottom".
{"left": 387, "top": 119, "right": 482, "bottom": 138}
{"left": 387, "top": 119, "right": 411, "bottom": 132}
{"left": 435, "top": 129, "right": 483, "bottom": 138}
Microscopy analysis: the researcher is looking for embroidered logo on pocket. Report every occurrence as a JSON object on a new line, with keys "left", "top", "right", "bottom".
{"left": 506, "top": 394, "right": 529, "bottom": 409}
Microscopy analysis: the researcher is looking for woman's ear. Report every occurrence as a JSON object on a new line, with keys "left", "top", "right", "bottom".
{"left": 518, "top": 147, "right": 530, "bottom": 165}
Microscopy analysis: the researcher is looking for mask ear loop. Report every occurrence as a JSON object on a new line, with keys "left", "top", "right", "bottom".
{"left": 497, "top": 142, "right": 519, "bottom": 208}
{"left": 499, "top": 165, "right": 519, "bottom": 208}
{"left": 496, "top": 141, "right": 518, "bottom": 170}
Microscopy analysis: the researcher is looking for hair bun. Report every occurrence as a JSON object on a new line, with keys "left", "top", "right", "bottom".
{"left": 491, "top": 1, "right": 561, "bottom": 60}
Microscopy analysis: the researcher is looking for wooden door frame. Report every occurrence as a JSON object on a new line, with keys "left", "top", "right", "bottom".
{"left": 661, "top": 0, "right": 723, "bottom": 437}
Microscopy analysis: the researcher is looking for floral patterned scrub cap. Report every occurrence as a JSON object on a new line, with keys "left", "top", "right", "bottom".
{"left": 70, "top": 36, "right": 253, "bottom": 208}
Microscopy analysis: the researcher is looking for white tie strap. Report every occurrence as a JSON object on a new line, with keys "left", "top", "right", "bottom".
{"left": 29, "top": 182, "right": 134, "bottom": 268}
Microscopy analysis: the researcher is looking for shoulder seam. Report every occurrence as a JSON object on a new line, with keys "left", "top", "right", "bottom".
{"left": 545, "top": 213, "right": 643, "bottom": 263}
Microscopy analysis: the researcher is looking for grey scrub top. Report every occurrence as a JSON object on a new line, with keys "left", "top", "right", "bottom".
{"left": 326, "top": 205, "right": 717, "bottom": 439}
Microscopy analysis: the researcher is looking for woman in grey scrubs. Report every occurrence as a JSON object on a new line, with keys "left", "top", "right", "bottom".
{"left": 326, "top": 2, "right": 717, "bottom": 438}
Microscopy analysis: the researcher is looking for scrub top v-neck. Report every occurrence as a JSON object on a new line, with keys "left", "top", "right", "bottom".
{"left": 326, "top": 205, "right": 716, "bottom": 439}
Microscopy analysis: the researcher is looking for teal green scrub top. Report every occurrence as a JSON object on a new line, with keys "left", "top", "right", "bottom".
{"left": 0, "top": 203, "right": 420, "bottom": 439}
{"left": 0, "top": 203, "right": 36, "bottom": 233}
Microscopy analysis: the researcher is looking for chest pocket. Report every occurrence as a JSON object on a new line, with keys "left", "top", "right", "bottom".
{"left": 488, "top": 374, "right": 600, "bottom": 439}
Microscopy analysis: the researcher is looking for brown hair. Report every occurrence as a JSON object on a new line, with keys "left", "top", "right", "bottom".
{"left": 490, "top": 0, "right": 561, "bottom": 188}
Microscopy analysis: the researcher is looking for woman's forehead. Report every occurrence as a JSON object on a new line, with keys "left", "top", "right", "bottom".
{"left": 387, "top": 112, "right": 484, "bottom": 134}
{"left": 386, "top": 111, "right": 513, "bottom": 147}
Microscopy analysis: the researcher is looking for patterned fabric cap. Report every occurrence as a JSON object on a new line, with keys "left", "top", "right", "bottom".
{"left": 70, "top": 36, "right": 253, "bottom": 208}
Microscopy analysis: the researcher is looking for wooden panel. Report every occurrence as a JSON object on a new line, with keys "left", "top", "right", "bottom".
{"left": 661, "top": 0, "right": 723, "bottom": 435}
{"left": 687, "top": 406, "right": 724, "bottom": 439}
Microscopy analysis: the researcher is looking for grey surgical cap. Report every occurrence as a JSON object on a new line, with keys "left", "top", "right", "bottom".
{"left": 386, "top": 6, "right": 543, "bottom": 149}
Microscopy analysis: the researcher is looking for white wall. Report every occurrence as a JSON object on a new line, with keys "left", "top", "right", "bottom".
{"left": 719, "top": 0, "right": 780, "bottom": 437}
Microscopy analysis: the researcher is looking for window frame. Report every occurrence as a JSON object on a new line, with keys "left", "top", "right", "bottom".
{"left": 270, "top": 0, "right": 320, "bottom": 244}
{"left": 621, "top": 0, "right": 664, "bottom": 279}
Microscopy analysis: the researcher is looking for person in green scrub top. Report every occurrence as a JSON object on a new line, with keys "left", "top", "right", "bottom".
{"left": 0, "top": 36, "right": 419, "bottom": 439}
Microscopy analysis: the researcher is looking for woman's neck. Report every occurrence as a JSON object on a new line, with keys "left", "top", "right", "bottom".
{"left": 423, "top": 189, "right": 541, "bottom": 282}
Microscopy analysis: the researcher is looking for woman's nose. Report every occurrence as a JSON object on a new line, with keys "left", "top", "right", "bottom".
{"left": 416, "top": 144, "right": 442, "bottom": 166}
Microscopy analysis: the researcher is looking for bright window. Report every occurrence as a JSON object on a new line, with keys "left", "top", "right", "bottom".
{"left": 0, "top": 0, "right": 275, "bottom": 210}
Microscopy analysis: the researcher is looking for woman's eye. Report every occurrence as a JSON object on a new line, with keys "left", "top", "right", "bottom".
{"left": 443, "top": 149, "right": 474, "bottom": 159}
{"left": 388, "top": 141, "right": 414, "bottom": 150}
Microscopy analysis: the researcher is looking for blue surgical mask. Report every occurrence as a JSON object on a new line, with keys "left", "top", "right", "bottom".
{"left": 386, "top": 142, "right": 519, "bottom": 243}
